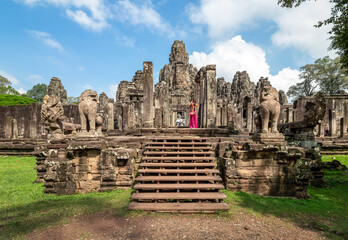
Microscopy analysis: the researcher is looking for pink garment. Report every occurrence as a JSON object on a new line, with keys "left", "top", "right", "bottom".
{"left": 190, "top": 112, "right": 198, "bottom": 128}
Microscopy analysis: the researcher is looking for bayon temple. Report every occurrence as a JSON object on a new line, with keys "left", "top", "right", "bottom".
{"left": 1, "top": 40, "right": 347, "bottom": 212}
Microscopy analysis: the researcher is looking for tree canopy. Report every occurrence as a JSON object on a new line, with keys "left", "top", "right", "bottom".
{"left": 26, "top": 83, "right": 48, "bottom": 102}
{"left": 278, "top": 0, "right": 348, "bottom": 72}
{"left": 0, "top": 75, "right": 20, "bottom": 95}
{"left": 287, "top": 56, "right": 348, "bottom": 100}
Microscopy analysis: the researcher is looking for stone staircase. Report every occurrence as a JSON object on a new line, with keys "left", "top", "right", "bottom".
{"left": 128, "top": 137, "right": 229, "bottom": 213}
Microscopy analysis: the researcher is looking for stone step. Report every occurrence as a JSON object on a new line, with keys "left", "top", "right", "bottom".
{"left": 144, "top": 151, "right": 214, "bottom": 156}
{"left": 140, "top": 162, "right": 216, "bottom": 168}
{"left": 128, "top": 202, "right": 229, "bottom": 212}
{"left": 134, "top": 183, "right": 225, "bottom": 190}
{"left": 138, "top": 169, "right": 220, "bottom": 174}
{"left": 136, "top": 175, "right": 222, "bottom": 182}
{"left": 142, "top": 156, "right": 216, "bottom": 161}
{"left": 131, "top": 192, "right": 227, "bottom": 200}
{"left": 147, "top": 137, "right": 210, "bottom": 141}
{"left": 145, "top": 142, "right": 211, "bottom": 146}
{"left": 144, "top": 146, "right": 212, "bottom": 151}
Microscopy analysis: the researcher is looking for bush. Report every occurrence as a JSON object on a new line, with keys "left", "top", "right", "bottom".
{"left": 0, "top": 94, "right": 38, "bottom": 106}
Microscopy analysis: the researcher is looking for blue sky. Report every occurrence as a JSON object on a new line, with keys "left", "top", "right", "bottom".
{"left": 0, "top": 0, "right": 335, "bottom": 98}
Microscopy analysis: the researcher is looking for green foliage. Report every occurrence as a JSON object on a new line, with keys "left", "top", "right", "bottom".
{"left": 0, "top": 75, "right": 20, "bottom": 95}
{"left": 0, "top": 156, "right": 131, "bottom": 239}
{"left": 68, "top": 96, "right": 79, "bottom": 105}
{"left": 0, "top": 95, "right": 38, "bottom": 106}
{"left": 314, "top": 56, "right": 348, "bottom": 94}
{"left": 287, "top": 56, "right": 348, "bottom": 100}
{"left": 26, "top": 83, "right": 48, "bottom": 103}
{"left": 278, "top": 0, "right": 348, "bottom": 71}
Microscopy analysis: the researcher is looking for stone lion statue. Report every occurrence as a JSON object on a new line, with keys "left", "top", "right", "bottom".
{"left": 78, "top": 89, "right": 103, "bottom": 133}
{"left": 41, "top": 95, "right": 64, "bottom": 134}
{"left": 259, "top": 86, "right": 280, "bottom": 133}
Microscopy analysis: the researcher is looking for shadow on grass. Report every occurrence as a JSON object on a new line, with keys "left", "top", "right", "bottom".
{"left": 0, "top": 190, "right": 131, "bottom": 240}
{"left": 223, "top": 170, "right": 348, "bottom": 239}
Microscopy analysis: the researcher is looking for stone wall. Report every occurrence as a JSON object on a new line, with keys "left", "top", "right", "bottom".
{"left": 220, "top": 142, "right": 324, "bottom": 198}
{"left": 36, "top": 137, "right": 140, "bottom": 194}
{"left": 0, "top": 103, "right": 80, "bottom": 139}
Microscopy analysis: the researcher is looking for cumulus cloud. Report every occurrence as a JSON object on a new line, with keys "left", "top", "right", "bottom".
{"left": 188, "top": 0, "right": 335, "bottom": 59}
{"left": 189, "top": 36, "right": 300, "bottom": 93}
{"left": 114, "top": 0, "right": 175, "bottom": 37}
{"left": 27, "top": 30, "right": 63, "bottom": 51}
{"left": 190, "top": 36, "right": 269, "bottom": 82}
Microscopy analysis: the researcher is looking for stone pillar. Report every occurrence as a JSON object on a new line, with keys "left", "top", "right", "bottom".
{"left": 12, "top": 119, "right": 18, "bottom": 139}
{"left": 5, "top": 116, "right": 12, "bottom": 139}
{"left": 287, "top": 108, "right": 293, "bottom": 123}
{"left": 319, "top": 122, "right": 324, "bottom": 137}
{"left": 247, "top": 103, "right": 252, "bottom": 132}
{"left": 143, "top": 62, "right": 154, "bottom": 127}
{"left": 206, "top": 65, "right": 217, "bottom": 128}
{"left": 107, "top": 101, "right": 114, "bottom": 130}
{"left": 331, "top": 109, "right": 337, "bottom": 136}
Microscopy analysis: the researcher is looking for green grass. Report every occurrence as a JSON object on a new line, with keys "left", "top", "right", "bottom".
{"left": 322, "top": 155, "right": 348, "bottom": 166}
{"left": 0, "top": 155, "right": 347, "bottom": 239}
{"left": 0, "top": 95, "right": 37, "bottom": 106}
{"left": 0, "top": 156, "right": 131, "bottom": 239}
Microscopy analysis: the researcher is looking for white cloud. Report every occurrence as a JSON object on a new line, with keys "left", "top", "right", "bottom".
{"left": 83, "top": 84, "right": 93, "bottom": 90}
{"left": 190, "top": 36, "right": 269, "bottom": 82}
{"left": 187, "top": 0, "right": 276, "bottom": 38}
{"left": 66, "top": 9, "right": 109, "bottom": 32}
{"left": 27, "top": 30, "right": 63, "bottom": 51}
{"left": 271, "top": 1, "right": 335, "bottom": 58}
{"left": 188, "top": 0, "right": 335, "bottom": 59}
{"left": 28, "top": 74, "right": 44, "bottom": 83}
{"left": 17, "top": 88, "right": 27, "bottom": 94}
{"left": 0, "top": 70, "right": 20, "bottom": 86}
{"left": 0, "top": 70, "right": 27, "bottom": 93}
{"left": 18, "top": 0, "right": 111, "bottom": 32}
{"left": 114, "top": 0, "right": 175, "bottom": 37}
{"left": 115, "top": 33, "right": 135, "bottom": 47}
{"left": 108, "top": 83, "right": 118, "bottom": 99}
{"left": 268, "top": 68, "right": 301, "bottom": 93}
{"left": 189, "top": 36, "right": 300, "bottom": 93}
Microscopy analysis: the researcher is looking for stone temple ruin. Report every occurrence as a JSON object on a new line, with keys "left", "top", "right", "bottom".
{"left": 0, "top": 40, "right": 347, "bottom": 212}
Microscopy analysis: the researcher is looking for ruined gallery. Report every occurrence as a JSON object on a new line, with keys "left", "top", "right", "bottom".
{"left": 1, "top": 40, "right": 347, "bottom": 212}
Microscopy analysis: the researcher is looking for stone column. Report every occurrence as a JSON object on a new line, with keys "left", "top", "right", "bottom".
{"left": 143, "top": 61, "right": 154, "bottom": 127}
{"left": 107, "top": 101, "right": 114, "bottom": 130}
{"left": 206, "top": 65, "right": 217, "bottom": 128}
{"left": 5, "top": 116, "right": 12, "bottom": 139}
{"left": 331, "top": 109, "right": 337, "bottom": 136}
{"left": 247, "top": 103, "right": 252, "bottom": 132}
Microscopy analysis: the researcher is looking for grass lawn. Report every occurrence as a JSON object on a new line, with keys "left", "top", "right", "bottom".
{"left": 0, "top": 155, "right": 347, "bottom": 239}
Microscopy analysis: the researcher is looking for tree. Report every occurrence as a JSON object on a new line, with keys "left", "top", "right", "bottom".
{"left": 287, "top": 63, "right": 319, "bottom": 100}
{"left": 0, "top": 75, "right": 20, "bottom": 95}
{"left": 68, "top": 96, "right": 79, "bottom": 105}
{"left": 26, "top": 83, "right": 48, "bottom": 102}
{"left": 287, "top": 56, "right": 348, "bottom": 100}
{"left": 314, "top": 56, "right": 348, "bottom": 94}
{"left": 278, "top": 0, "right": 348, "bottom": 72}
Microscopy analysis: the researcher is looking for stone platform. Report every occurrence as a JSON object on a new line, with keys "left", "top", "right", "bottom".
{"left": 107, "top": 127, "right": 230, "bottom": 137}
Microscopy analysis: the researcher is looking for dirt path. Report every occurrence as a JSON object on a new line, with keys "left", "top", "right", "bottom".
{"left": 27, "top": 210, "right": 326, "bottom": 240}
